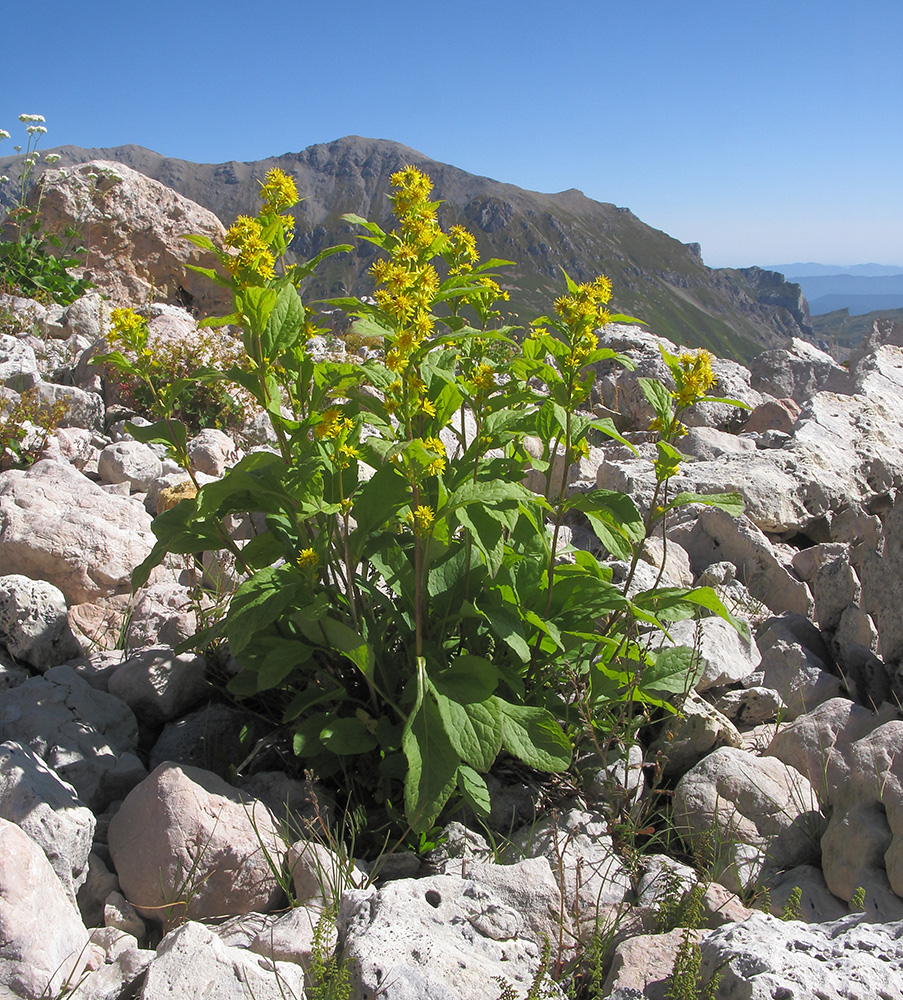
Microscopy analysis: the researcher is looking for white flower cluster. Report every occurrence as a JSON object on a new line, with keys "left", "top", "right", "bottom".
{"left": 45, "top": 153, "right": 61, "bottom": 164}
{"left": 0, "top": 129, "right": 9, "bottom": 140}
{"left": 17, "top": 114, "right": 46, "bottom": 123}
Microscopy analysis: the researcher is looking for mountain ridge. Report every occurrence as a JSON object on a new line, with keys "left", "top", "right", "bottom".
{"left": 0, "top": 136, "right": 815, "bottom": 361}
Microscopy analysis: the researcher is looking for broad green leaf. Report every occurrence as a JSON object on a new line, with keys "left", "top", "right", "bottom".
{"left": 431, "top": 654, "right": 500, "bottom": 703}
{"left": 126, "top": 418, "right": 187, "bottom": 456}
{"left": 403, "top": 690, "right": 459, "bottom": 833}
{"left": 298, "top": 617, "right": 375, "bottom": 682}
{"left": 457, "top": 766, "right": 491, "bottom": 818}
{"left": 697, "top": 395, "right": 752, "bottom": 410}
{"left": 456, "top": 503, "right": 506, "bottom": 576}
{"left": 181, "top": 232, "right": 217, "bottom": 251}
{"left": 257, "top": 639, "right": 314, "bottom": 691}
{"left": 320, "top": 717, "right": 378, "bottom": 755}
{"left": 226, "top": 565, "right": 306, "bottom": 656}
{"left": 432, "top": 685, "right": 501, "bottom": 772}
{"left": 498, "top": 700, "right": 571, "bottom": 772}
{"left": 262, "top": 279, "right": 305, "bottom": 358}
{"left": 240, "top": 285, "right": 278, "bottom": 340}
{"left": 641, "top": 644, "right": 703, "bottom": 695}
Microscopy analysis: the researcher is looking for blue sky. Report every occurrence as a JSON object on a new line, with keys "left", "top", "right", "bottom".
{"left": 3, "top": 0, "right": 900, "bottom": 268}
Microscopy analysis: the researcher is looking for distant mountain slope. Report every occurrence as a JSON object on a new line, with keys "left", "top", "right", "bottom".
{"left": 0, "top": 137, "right": 815, "bottom": 361}
{"left": 763, "top": 270, "right": 903, "bottom": 317}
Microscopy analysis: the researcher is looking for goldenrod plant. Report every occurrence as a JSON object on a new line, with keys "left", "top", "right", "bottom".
{"left": 0, "top": 115, "right": 93, "bottom": 303}
{"left": 103, "top": 165, "right": 747, "bottom": 845}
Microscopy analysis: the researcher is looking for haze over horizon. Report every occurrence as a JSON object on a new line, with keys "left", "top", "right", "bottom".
{"left": 2, "top": 0, "right": 899, "bottom": 271}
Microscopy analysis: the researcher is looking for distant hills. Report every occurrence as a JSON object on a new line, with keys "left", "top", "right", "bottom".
{"left": 0, "top": 137, "right": 818, "bottom": 362}
{"left": 766, "top": 263, "right": 903, "bottom": 316}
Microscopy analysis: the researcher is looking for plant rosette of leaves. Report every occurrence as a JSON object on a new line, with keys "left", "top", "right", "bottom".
{"left": 102, "top": 165, "right": 747, "bottom": 841}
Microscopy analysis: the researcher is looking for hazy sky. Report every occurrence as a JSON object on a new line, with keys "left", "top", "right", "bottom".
{"left": 3, "top": 0, "right": 900, "bottom": 268}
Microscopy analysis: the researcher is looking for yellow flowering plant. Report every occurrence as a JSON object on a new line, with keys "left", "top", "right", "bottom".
{"left": 119, "top": 165, "right": 748, "bottom": 844}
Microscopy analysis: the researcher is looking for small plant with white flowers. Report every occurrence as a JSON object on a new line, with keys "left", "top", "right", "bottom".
{"left": 0, "top": 114, "right": 93, "bottom": 303}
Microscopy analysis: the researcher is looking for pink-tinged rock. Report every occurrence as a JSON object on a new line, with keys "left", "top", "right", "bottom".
{"left": 187, "top": 428, "right": 241, "bottom": 478}
{"left": 107, "top": 762, "right": 286, "bottom": 928}
{"left": 33, "top": 161, "right": 231, "bottom": 316}
{"left": 743, "top": 398, "right": 802, "bottom": 435}
{"left": 0, "top": 459, "right": 157, "bottom": 604}
{"left": 0, "top": 817, "right": 100, "bottom": 999}
{"left": 108, "top": 646, "right": 209, "bottom": 725}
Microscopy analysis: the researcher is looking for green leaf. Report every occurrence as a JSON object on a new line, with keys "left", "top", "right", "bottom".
{"left": 126, "top": 418, "right": 187, "bottom": 456}
{"left": 262, "top": 279, "right": 305, "bottom": 358}
{"left": 257, "top": 639, "right": 314, "bottom": 691}
{"left": 498, "top": 700, "right": 571, "bottom": 772}
{"left": 320, "top": 717, "right": 378, "bottom": 755}
{"left": 226, "top": 565, "right": 306, "bottom": 656}
{"left": 432, "top": 655, "right": 500, "bottom": 703}
{"left": 181, "top": 233, "right": 217, "bottom": 252}
{"left": 298, "top": 617, "right": 376, "bottom": 683}
{"left": 240, "top": 285, "right": 278, "bottom": 340}
{"left": 457, "top": 765, "right": 491, "bottom": 818}
{"left": 638, "top": 376, "right": 674, "bottom": 428}
{"left": 432, "top": 685, "right": 502, "bottom": 772}
{"left": 663, "top": 491, "right": 745, "bottom": 517}
{"left": 641, "top": 644, "right": 702, "bottom": 695}
{"left": 403, "top": 683, "right": 459, "bottom": 832}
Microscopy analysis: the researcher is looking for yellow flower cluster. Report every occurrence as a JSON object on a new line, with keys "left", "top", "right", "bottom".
{"left": 422, "top": 435, "right": 446, "bottom": 476}
{"left": 673, "top": 350, "right": 717, "bottom": 409}
{"left": 470, "top": 363, "right": 496, "bottom": 391}
{"left": 446, "top": 225, "right": 479, "bottom": 275}
{"left": 224, "top": 215, "right": 276, "bottom": 283}
{"left": 553, "top": 276, "right": 612, "bottom": 368}
{"left": 259, "top": 168, "right": 299, "bottom": 213}
{"left": 315, "top": 406, "right": 353, "bottom": 440}
{"left": 296, "top": 547, "right": 319, "bottom": 572}
{"left": 407, "top": 504, "right": 435, "bottom": 536}
{"left": 108, "top": 307, "right": 148, "bottom": 351}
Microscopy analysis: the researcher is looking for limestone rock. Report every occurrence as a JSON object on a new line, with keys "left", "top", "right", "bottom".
{"left": 0, "top": 741, "right": 94, "bottom": 901}
{"left": 0, "top": 459, "right": 157, "bottom": 604}
{"left": 140, "top": 920, "right": 306, "bottom": 1000}
{"left": 97, "top": 440, "right": 163, "bottom": 492}
{"left": 0, "top": 664, "right": 144, "bottom": 810}
{"left": 673, "top": 746, "right": 825, "bottom": 893}
{"left": 701, "top": 912, "right": 903, "bottom": 1000}
{"left": 0, "top": 334, "right": 39, "bottom": 390}
{"left": 107, "top": 762, "right": 286, "bottom": 927}
{"left": 0, "top": 817, "right": 99, "bottom": 999}
{"left": 187, "top": 428, "right": 240, "bottom": 477}
{"left": 659, "top": 616, "right": 761, "bottom": 692}
{"left": 107, "top": 646, "right": 209, "bottom": 726}
{"left": 34, "top": 161, "right": 231, "bottom": 316}
{"left": 0, "top": 573, "right": 81, "bottom": 669}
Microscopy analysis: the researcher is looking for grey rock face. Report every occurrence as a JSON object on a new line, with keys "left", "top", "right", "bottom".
{"left": 107, "top": 762, "right": 285, "bottom": 927}
{"left": 0, "top": 664, "right": 144, "bottom": 810}
{"left": 0, "top": 741, "right": 95, "bottom": 900}
{"left": 673, "top": 746, "right": 825, "bottom": 893}
{"left": 107, "top": 646, "right": 209, "bottom": 726}
{"left": 0, "top": 574, "right": 81, "bottom": 669}
{"left": 140, "top": 921, "right": 306, "bottom": 1000}
{"left": 97, "top": 440, "right": 163, "bottom": 491}
{"left": 701, "top": 912, "right": 903, "bottom": 1000}
{"left": 0, "top": 334, "right": 39, "bottom": 390}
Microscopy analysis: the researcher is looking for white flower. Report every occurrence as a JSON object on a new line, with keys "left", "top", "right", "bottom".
{"left": 0, "top": 130, "right": 9, "bottom": 140}
{"left": 17, "top": 114, "right": 46, "bottom": 123}
{"left": 44, "top": 153, "right": 61, "bottom": 164}
{"left": 26, "top": 125, "right": 47, "bottom": 135}
{"left": 0, "top": 176, "right": 8, "bottom": 183}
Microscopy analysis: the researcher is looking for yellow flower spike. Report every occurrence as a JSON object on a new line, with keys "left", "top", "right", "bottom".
{"left": 296, "top": 547, "right": 319, "bottom": 572}
{"left": 471, "top": 364, "right": 496, "bottom": 391}
{"left": 259, "top": 168, "right": 299, "bottom": 212}
{"left": 673, "top": 349, "right": 717, "bottom": 408}
{"left": 224, "top": 215, "right": 264, "bottom": 248}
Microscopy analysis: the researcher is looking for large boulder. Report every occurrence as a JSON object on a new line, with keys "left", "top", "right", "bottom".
{"left": 32, "top": 160, "right": 231, "bottom": 315}
{"left": 0, "top": 459, "right": 157, "bottom": 604}
{"left": 107, "top": 762, "right": 286, "bottom": 927}
{"left": 0, "top": 573, "right": 81, "bottom": 669}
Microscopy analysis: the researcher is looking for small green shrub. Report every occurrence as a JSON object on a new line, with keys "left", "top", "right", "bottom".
{"left": 0, "top": 386, "right": 68, "bottom": 471}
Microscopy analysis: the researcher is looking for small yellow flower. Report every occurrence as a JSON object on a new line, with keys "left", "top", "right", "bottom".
{"left": 315, "top": 407, "right": 344, "bottom": 440}
{"left": 296, "top": 547, "right": 319, "bottom": 572}
{"left": 471, "top": 363, "right": 496, "bottom": 391}
{"left": 406, "top": 504, "right": 435, "bottom": 535}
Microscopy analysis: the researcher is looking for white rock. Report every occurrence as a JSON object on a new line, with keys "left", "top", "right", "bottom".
{"left": 0, "top": 817, "right": 99, "bottom": 999}
{"left": 0, "top": 459, "right": 158, "bottom": 604}
{"left": 0, "top": 741, "right": 95, "bottom": 901}
{"left": 97, "top": 440, "right": 163, "bottom": 491}
{"left": 0, "top": 573, "right": 81, "bottom": 669}
{"left": 107, "top": 646, "right": 209, "bottom": 725}
{"left": 140, "top": 921, "right": 306, "bottom": 1000}
{"left": 673, "top": 746, "right": 825, "bottom": 893}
